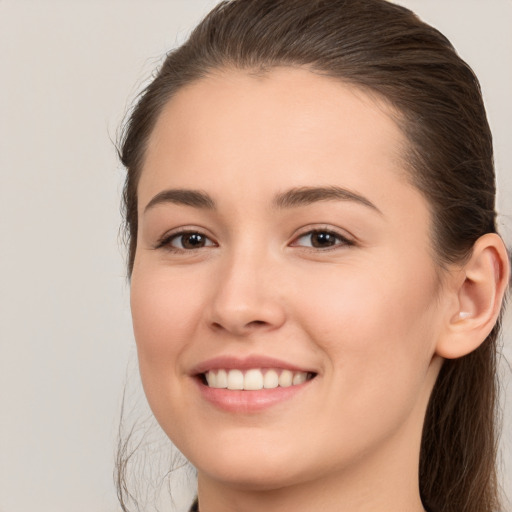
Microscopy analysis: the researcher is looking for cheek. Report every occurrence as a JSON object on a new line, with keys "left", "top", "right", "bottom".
{"left": 129, "top": 265, "right": 213, "bottom": 440}
{"left": 130, "top": 265, "right": 206, "bottom": 383}
{"left": 296, "top": 258, "right": 440, "bottom": 410}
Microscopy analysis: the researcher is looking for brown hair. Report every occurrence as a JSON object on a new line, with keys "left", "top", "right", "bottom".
{"left": 118, "top": 1, "right": 506, "bottom": 511}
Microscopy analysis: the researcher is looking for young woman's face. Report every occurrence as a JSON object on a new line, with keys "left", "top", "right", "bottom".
{"left": 131, "top": 68, "right": 447, "bottom": 492}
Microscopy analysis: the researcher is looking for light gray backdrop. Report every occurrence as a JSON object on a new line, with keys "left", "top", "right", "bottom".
{"left": 1, "top": 1, "right": 511, "bottom": 511}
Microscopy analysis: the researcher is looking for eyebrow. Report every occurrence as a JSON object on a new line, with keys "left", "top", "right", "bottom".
{"left": 272, "top": 186, "right": 381, "bottom": 214}
{"left": 143, "top": 185, "right": 381, "bottom": 214}
{"left": 144, "top": 189, "right": 215, "bottom": 213}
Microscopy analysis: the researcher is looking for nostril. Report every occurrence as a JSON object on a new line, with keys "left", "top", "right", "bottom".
{"left": 248, "top": 320, "right": 267, "bottom": 327}
{"left": 211, "top": 319, "right": 268, "bottom": 332}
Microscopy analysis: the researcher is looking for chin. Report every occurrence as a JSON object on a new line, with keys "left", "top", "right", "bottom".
{"left": 199, "top": 462, "right": 307, "bottom": 492}
{"left": 189, "top": 440, "right": 313, "bottom": 490}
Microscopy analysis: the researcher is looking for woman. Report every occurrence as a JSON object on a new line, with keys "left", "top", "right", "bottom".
{"left": 117, "top": 1, "right": 510, "bottom": 511}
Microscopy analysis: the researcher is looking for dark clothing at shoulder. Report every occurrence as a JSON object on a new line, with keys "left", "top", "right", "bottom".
{"left": 189, "top": 497, "right": 435, "bottom": 511}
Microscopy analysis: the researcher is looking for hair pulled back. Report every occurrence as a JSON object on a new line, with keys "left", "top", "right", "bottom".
{"left": 118, "top": 1, "right": 505, "bottom": 511}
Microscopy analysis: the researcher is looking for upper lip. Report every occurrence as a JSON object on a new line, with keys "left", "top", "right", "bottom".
{"left": 191, "top": 355, "right": 317, "bottom": 375}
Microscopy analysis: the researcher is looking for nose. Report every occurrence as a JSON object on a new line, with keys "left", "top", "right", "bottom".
{"left": 206, "top": 249, "right": 287, "bottom": 337}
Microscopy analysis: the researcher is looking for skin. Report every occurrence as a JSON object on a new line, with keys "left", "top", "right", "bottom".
{"left": 130, "top": 67, "right": 481, "bottom": 512}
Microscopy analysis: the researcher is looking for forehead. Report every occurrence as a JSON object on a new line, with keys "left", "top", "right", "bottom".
{"left": 140, "top": 67, "right": 410, "bottom": 206}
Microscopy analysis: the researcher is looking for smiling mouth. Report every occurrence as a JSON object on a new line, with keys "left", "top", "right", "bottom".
{"left": 201, "top": 368, "right": 317, "bottom": 391}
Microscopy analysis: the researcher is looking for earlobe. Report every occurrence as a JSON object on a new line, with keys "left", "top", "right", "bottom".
{"left": 436, "top": 233, "right": 510, "bottom": 360}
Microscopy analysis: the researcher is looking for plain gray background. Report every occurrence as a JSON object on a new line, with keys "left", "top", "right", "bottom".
{"left": 1, "top": 1, "right": 511, "bottom": 511}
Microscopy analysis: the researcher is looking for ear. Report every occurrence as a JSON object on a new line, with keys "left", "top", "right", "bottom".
{"left": 436, "top": 233, "right": 510, "bottom": 359}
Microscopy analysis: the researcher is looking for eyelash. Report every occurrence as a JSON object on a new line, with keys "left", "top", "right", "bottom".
{"left": 155, "top": 228, "right": 354, "bottom": 253}
{"left": 290, "top": 229, "right": 354, "bottom": 250}
{"left": 155, "top": 229, "right": 217, "bottom": 252}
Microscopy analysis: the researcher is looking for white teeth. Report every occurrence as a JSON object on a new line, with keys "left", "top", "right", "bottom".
{"left": 206, "top": 371, "right": 217, "bottom": 387}
{"left": 263, "top": 369, "right": 279, "bottom": 389}
{"left": 278, "top": 369, "right": 293, "bottom": 387}
{"left": 205, "top": 368, "right": 311, "bottom": 390}
{"left": 227, "top": 369, "right": 244, "bottom": 390}
{"left": 216, "top": 369, "right": 228, "bottom": 388}
{"left": 244, "top": 369, "right": 264, "bottom": 390}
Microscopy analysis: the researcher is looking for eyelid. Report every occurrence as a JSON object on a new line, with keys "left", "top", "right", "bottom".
{"left": 154, "top": 227, "right": 218, "bottom": 251}
{"left": 289, "top": 226, "right": 355, "bottom": 249}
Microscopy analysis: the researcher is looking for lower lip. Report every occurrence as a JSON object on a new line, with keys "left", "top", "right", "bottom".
{"left": 195, "top": 378, "right": 314, "bottom": 413}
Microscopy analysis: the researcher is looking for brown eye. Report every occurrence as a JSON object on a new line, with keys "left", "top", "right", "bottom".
{"left": 181, "top": 233, "right": 206, "bottom": 249}
{"left": 166, "top": 232, "right": 215, "bottom": 250}
{"left": 293, "top": 230, "right": 352, "bottom": 249}
{"left": 310, "top": 231, "right": 337, "bottom": 248}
